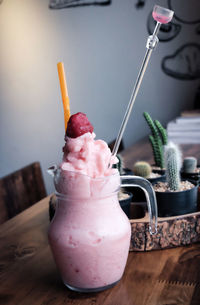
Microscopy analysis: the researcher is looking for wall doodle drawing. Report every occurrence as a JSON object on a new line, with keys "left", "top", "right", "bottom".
{"left": 135, "top": 0, "right": 146, "bottom": 9}
{"left": 162, "top": 43, "right": 200, "bottom": 80}
{"left": 196, "top": 24, "right": 200, "bottom": 35}
{"left": 49, "top": 0, "right": 111, "bottom": 9}
{"left": 168, "top": 0, "right": 200, "bottom": 25}
{"left": 157, "top": 0, "right": 200, "bottom": 80}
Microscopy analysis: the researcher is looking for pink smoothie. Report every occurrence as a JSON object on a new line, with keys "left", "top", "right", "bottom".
{"left": 48, "top": 172, "right": 131, "bottom": 289}
{"left": 48, "top": 131, "right": 131, "bottom": 290}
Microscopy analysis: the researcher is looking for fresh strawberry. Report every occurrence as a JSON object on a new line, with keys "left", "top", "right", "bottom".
{"left": 66, "top": 112, "right": 94, "bottom": 138}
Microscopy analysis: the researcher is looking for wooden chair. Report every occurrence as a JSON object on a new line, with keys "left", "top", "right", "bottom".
{"left": 0, "top": 162, "right": 47, "bottom": 225}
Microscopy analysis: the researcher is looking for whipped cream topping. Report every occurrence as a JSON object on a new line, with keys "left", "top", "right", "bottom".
{"left": 61, "top": 132, "right": 118, "bottom": 178}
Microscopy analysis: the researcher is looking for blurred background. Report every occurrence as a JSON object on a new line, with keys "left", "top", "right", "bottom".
{"left": 0, "top": 0, "right": 199, "bottom": 194}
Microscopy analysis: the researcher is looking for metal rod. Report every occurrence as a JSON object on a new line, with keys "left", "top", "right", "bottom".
{"left": 111, "top": 22, "right": 161, "bottom": 158}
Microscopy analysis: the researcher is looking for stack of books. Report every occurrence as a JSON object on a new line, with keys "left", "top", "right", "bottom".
{"left": 167, "top": 110, "right": 200, "bottom": 144}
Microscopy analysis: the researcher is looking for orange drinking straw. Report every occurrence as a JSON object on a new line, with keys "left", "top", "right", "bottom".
{"left": 57, "top": 62, "right": 70, "bottom": 132}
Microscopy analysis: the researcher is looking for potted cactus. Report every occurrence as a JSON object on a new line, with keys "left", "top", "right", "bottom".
{"left": 154, "top": 142, "right": 198, "bottom": 217}
{"left": 115, "top": 154, "right": 125, "bottom": 175}
{"left": 143, "top": 112, "right": 167, "bottom": 173}
{"left": 181, "top": 157, "right": 200, "bottom": 183}
{"left": 129, "top": 161, "right": 165, "bottom": 202}
{"left": 133, "top": 161, "right": 165, "bottom": 184}
{"left": 115, "top": 153, "right": 133, "bottom": 175}
{"left": 133, "top": 161, "right": 152, "bottom": 178}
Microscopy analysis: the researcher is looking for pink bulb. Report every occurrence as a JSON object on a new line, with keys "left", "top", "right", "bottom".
{"left": 152, "top": 5, "right": 174, "bottom": 24}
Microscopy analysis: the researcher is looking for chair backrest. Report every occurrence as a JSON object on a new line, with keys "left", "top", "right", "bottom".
{"left": 0, "top": 162, "right": 47, "bottom": 224}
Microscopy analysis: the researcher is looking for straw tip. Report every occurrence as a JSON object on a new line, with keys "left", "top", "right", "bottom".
{"left": 57, "top": 62, "right": 64, "bottom": 67}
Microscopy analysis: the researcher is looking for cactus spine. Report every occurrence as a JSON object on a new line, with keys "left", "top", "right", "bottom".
{"left": 182, "top": 157, "right": 197, "bottom": 173}
{"left": 133, "top": 161, "right": 152, "bottom": 178}
{"left": 143, "top": 112, "right": 167, "bottom": 169}
{"left": 164, "top": 142, "right": 182, "bottom": 191}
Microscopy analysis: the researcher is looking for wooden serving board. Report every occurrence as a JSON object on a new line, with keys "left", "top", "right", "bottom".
{"left": 130, "top": 202, "right": 200, "bottom": 252}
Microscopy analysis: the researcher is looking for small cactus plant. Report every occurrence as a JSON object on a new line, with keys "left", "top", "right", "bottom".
{"left": 182, "top": 157, "right": 197, "bottom": 173}
{"left": 143, "top": 112, "right": 167, "bottom": 169}
{"left": 116, "top": 154, "right": 125, "bottom": 175}
{"left": 164, "top": 142, "right": 182, "bottom": 191}
{"left": 133, "top": 161, "right": 152, "bottom": 178}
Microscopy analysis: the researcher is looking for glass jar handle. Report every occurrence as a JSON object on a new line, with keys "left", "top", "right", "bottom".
{"left": 120, "top": 175, "right": 157, "bottom": 235}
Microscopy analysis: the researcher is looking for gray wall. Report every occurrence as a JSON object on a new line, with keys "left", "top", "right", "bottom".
{"left": 0, "top": 0, "right": 199, "bottom": 194}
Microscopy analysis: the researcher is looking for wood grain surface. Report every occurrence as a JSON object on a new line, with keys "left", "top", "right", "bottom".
{"left": 130, "top": 208, "right": 200, "bottom": 251}
{"left": 0, "top": 140, "right": 200, "bottom": 305}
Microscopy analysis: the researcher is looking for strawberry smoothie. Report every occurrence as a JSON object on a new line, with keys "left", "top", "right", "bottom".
{"left": 48, "top": 113, "right": 131, "bottom": 292}
{"left": 48, "top": 172, "right": 131, "bottom": 291}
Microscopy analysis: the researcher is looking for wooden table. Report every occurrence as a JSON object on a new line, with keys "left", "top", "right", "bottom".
{"left": 1, "top": 139, "right": 200, "bottom": 305}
